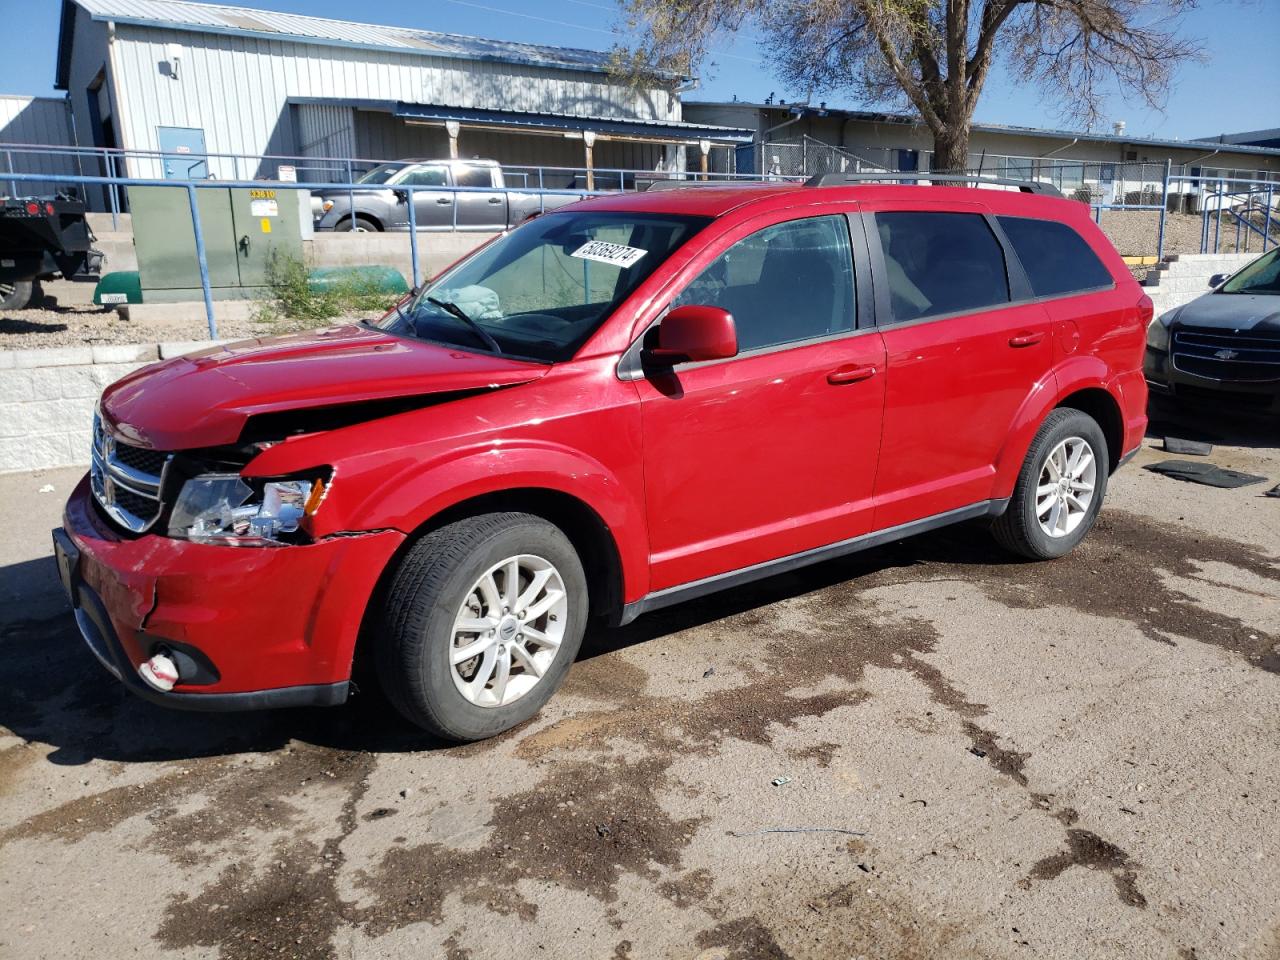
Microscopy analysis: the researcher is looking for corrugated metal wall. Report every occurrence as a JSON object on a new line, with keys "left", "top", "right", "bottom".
{"left": 0, "top": 97, "right": 79, "bottom": 196}
{"left": 105, "top": 23, "right": 679, "bottom": 179}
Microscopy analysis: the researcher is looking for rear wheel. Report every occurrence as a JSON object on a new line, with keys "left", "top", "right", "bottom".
{"left": 0, "top": 280, "right": 34, "bottom": 311}
{"left": 376, "top": 512, "right": 588, "bottom": 742}
{"left": 992, "top": 408, "right": 1109, "bottom": 560}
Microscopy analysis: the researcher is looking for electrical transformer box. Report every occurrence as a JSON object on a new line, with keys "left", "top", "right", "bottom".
{"left": 130, "top": 186, "right": 303, "bottom": 302}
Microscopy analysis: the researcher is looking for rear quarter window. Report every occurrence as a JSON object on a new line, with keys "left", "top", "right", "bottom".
{"left": 997, "top": 216, "right": 1114, "bottom": 298}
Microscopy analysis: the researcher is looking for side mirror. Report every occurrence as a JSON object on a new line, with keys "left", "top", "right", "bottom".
{"left": 1208, "top": 273, "right": 1228, "bottom": 288}
{"left": 647, "top": 305, "right": 738, "bottom": 364}
{"left": 393, "top": 189, "right": 408, "bottom": 204}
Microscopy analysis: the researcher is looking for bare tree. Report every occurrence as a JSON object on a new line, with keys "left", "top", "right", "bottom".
{"left": 614, "top": 0, "right": 1204, "bottom": 172}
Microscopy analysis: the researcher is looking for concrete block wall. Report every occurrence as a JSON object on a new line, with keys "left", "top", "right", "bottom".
{"left": 1143, "top": 253, "right": 1256, "bottom": 317}
{"left": 0, "top": 341, "right": 221, "bottom": 474}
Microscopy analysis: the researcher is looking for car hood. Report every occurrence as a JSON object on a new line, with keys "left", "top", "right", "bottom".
{"left": 100, "top": 324, "right": 549, "bottom": 450}
{"left": 1170, "top": 292, "right": 1280, "bottom": 332}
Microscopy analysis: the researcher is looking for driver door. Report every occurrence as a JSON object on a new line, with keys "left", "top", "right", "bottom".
{"left": 398, "top": 164, "right": 454, "bottom": 230}
{"left": 633, "top": 210, "right": 887, "bottom": 592}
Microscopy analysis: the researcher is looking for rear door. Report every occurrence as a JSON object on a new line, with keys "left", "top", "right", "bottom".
{"left": 866, "top": 201, "right": 1052, "bottom": 529}
{"left": 633, "top": 207, "right": 887, "bottom": 591}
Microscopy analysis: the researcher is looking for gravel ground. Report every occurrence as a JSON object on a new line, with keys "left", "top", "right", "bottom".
{"left": 1, "top": 397, "right": 1278, "bottom": 959}
{"left": 0, "top": 299, "right": 372, "bottom": 351}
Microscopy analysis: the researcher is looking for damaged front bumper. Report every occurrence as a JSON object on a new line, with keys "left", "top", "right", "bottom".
{"left": 56, "top": 474, "right": 405, "bottom": 711}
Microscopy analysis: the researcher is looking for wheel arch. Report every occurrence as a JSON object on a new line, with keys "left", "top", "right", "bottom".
{"left": 342, "top": 212, "right": 383, "bottom": 231}
{"left": 350, "top": 485, "right": 628, "bottom": 685}
{"left": 1054, "top": 386, "right": 1124, "bottom": 473}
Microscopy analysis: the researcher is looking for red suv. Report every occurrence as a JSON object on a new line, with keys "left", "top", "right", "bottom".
{"left": 54, "top": 177, "right": 1150, "bottom": 741}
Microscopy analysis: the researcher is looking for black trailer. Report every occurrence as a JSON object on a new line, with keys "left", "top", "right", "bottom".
{"left": 0, "top": 195, "right": 104, "bottom": 310}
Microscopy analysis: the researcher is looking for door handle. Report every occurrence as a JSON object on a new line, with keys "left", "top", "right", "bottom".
{"left": 487, "top": 197, "right": 503, "bottom": 204}
{"left": 827, "top": 364, "right": 877, "bottom": 385}
{"left": 436, "top": 197, "right": 452, "bottom": 205}
{"left": 1008, "top": 330, "right": 1044, "bottom": 347}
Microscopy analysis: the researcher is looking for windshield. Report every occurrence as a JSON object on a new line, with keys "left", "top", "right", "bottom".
{"left": 376, "top": 211, "right": 709, "bottom": 362}
{"left": 356, "top": 163, "right": 406, "bottom": 185}
{"left": 1220, "top": 248, "right": 1280, "bottom": 295}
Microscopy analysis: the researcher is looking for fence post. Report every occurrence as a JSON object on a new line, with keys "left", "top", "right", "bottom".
{"left": 1214, "top": 181, "right": 1223, "bottom": 253}
{"left": 106, "top": 153, "right": 120, "bottom": 231}
{"left": 1156, "top": 159, "right": 1171, "bottom": 262}
{"left": 407, "top": 186, "right": 421, "bottom": 288}
{"left": 1266, "top": 185, "right": 1274, "bottom": 253}
{"left": 4, "top": 150, "right": 16, "bottom": 199}
{"left": 346, "top": 159, "right": 354, "bottom": 224}
{"left": 186, "top": 184, "right": 218, "bottom": 340}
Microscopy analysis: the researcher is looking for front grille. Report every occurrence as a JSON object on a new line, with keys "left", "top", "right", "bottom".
{"left": 1172, "top": 326, "right": 1280, "bottom": 383}
{"left": 90, "top": 413, "right": 172, "bottom": 533}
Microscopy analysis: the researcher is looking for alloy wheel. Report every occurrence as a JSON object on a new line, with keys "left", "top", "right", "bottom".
{"left": 449, "top": 554, "right": 568, "bottom": 708}
{"left": 1036, "top": 436, "right": 1097, "bottom": 538}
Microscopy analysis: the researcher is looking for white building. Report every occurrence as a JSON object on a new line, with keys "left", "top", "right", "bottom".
{"left": 52, "top": 0, "right": 751, "bottom": 191}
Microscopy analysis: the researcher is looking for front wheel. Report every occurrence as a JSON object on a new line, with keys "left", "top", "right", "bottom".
{"left": 992, "top": 408, "right": 1109, "bottom": 560}
{"left": 375, "top": 512, "right": 588, "bottom": 742}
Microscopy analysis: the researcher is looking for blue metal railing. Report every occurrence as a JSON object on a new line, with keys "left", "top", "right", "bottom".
{"left": 3, "top": 170, "right": 614, "bottom": 341}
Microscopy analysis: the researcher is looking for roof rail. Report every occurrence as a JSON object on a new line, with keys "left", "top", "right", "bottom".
{"left": 805, "top": 172, "right": 1063, "bottom": 197}
{"left": 644, "top": 178, "right": 789, "bottom": 191}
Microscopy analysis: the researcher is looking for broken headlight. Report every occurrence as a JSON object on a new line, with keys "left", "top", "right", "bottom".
{"left": 168, "top": 473, "right": 329, "bottom": 545}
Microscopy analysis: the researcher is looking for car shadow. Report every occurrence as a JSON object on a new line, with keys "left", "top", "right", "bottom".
{"left": 1, "top": 525, "right": 1006, "bottom": 768}
{"left": 1145, "top": 393, "right": 1280, "bottom": 449}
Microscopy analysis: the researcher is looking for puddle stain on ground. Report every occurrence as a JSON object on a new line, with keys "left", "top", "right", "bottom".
{"left": 1021, "top": 828, "right": 1148, "bottom": 909}
{"left": 3, "top": 508, "right": 1273, "bottom": 955}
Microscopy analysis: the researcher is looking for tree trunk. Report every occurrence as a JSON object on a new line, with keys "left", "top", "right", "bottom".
{"left": 931, "top": 128, "right": 971, "bottom": 173}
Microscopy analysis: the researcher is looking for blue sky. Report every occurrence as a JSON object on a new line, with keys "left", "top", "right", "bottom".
{"left": 0, "top": 0, "right": 1271, "bottom": 140}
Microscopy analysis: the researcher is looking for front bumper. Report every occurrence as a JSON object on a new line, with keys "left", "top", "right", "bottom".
{"left": 1145, "top": 347, "right": 1280, "bottom": 413}
{"left": 57, "top": 475, "right": 405, "bottom": 711}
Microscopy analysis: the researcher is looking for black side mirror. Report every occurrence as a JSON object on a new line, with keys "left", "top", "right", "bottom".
{"left": 1208, "top": 273, "right": 1228, "bottom": 288}
{"left": 393, "top": 189, "right": 408, "bottom": 204}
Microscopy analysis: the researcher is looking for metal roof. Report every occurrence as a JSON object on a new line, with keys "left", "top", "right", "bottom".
{"left": 57, "top": 0, "right": 646, "bottom": 85}
{"left": 685, "top": 100, "right": 1280, "bottom": 160}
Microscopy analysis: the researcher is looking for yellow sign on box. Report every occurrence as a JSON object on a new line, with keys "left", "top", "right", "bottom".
{"left": 261, "top": 218, "right": 272, "bottom": 233}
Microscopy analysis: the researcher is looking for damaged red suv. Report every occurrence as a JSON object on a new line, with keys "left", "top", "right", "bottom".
{"left": 54, "top": 176, "right": 1150, "bottom": 741}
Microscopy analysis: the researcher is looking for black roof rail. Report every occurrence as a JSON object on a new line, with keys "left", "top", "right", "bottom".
{"left": 644, "top": 178, "right": 788, "bottom": 191}
{"left": 805, "top": 172, "right": 1063, "bottom": 197}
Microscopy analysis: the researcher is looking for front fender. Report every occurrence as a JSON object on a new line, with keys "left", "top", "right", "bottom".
{"left": 344, "top": 440, "right": 650, "bottom": 602}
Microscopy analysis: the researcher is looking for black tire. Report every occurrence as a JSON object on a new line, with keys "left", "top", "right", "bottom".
{"left": 375, "top": 512, "right": 588, "bottom": 742}
{"left": 335, "top": 216, "right": 380, "bottom": 233}
{"left": 0, "top": 280, "right": 34, "bottom": 311}
{"left": 992, "top": 408, "right": 1109, "bottom": 560}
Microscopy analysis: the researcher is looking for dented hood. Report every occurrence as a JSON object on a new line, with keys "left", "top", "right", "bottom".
{"left": 100, "top": 324, "right": 549, "bottom": 450}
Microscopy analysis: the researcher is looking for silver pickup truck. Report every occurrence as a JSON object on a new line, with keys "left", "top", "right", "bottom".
{"left": 312, "top": 158, "right": 582, "bottom": 232}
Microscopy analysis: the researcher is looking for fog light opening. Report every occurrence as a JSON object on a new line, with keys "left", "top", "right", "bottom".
{"left": 139, "top": 651, "right": 180, "bottom": 692}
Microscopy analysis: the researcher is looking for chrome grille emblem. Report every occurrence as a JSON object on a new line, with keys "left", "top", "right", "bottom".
{"left": 1213, "top": 348, "right": 1239, "bottom": 361}
{"left": 90, "top": 412, "right": 172, "bottom": 533}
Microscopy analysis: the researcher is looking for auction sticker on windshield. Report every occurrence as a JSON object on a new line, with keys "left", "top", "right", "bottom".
{"left": 571, "top": 240, "right": 647, "bottom": 268}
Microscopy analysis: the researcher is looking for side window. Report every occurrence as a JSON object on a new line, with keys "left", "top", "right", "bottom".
{"left": 997, "top": 216, "right": 1114, "bottom": 297}
{"left": 454, "top": 166, "right": 494, "bottom": 188}
{"left": 673, "top": 215, "right": 855, "bottom": 352}
{"left": 399, "top": 167, "right": 449, "bottom": 187}
{"left": 874, "top": 211, "right": 1010, "bottom": 322}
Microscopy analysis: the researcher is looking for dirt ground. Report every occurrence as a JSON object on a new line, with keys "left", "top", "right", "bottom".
{"left": 1, "top": 398, "right": 1278, "bottom": 960}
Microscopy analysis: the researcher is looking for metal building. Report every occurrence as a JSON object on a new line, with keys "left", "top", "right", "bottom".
{"left": 53, "top": 0, "right": 751, "bottom": 188}
{"left": 0, "top": 96, "right": 80, "bottom": 195}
